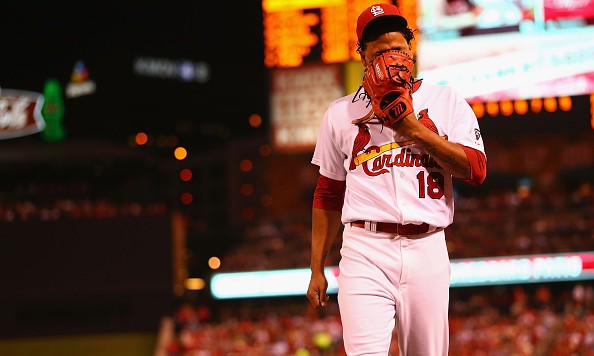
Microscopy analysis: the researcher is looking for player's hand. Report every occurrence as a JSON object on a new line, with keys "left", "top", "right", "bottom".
{"left": 306, "top": 271, "right": 329, "bottom": 309}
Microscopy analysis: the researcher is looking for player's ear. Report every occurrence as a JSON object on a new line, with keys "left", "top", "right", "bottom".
{"left": 358, "top": 49, "right": 368, "bottom": 67}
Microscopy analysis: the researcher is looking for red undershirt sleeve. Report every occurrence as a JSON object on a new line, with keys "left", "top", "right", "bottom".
{"left": 312, "top": 174, "right": 346, "bottom": 211}
{"left": 459, "top": 145, "right": 487, "bottom": 185}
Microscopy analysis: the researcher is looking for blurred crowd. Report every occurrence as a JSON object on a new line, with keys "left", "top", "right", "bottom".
{"left": 447, "top": 180, "right": 594, "bottom": 259}
{"left": 168, "top": 128, "right": 594, "bottom": 352}
{"left": 1, "top": 132, "right": 592, "bottom": 355}
{"left": 0, "top": 165, "right": 169, "bottom": 221}
{"left": 217, "top": 178, "right": 594, "bottom": 272}
{"left": 0, "top": 198, "right": 168, "bottom": 221}
{"left": 162, "top": 166, "right": 594, "bottom": 355}
{"left": 165, "top": 283, "right": 594, "bottom": 355}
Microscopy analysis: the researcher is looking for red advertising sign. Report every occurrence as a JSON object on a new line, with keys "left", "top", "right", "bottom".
{"left": 0, "top": 89, "right": 46, "bottom": 139}
{"left": 543, "top": 0, "right": 594, "bottom": 21}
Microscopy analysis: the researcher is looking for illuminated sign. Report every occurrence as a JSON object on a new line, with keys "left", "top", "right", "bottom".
{"left": 211, "top": 266, "right": 340, "bottom": 299}
{"left": 211, "top": 251, "right": 594, "bottom": 299}
{"left": 270, "top": 64, "right": 344, "bottom": 152}
{"left": 41, "top": 79, "right": 66, "bottom": 142}
{"left": 450, "top": 252, "right": 594, "bottom": 287}
{"left": 416, "top": 0, "right": 594, "bottom": 102}
{"left": 0, "top": 89, "right": 46, "bottom": 139}
{"left": 262, "top": 0, "right": 393, "bottom": 68}
{"left": 65, "top": 60, "right": 97, "bottom": 98}
{"left": 133, "top": 57, "right": 211, "bottom": 83}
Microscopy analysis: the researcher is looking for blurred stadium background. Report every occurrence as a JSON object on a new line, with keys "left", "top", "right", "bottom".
{"left": 1, "top": 0, "right": 593, "bottom": 355}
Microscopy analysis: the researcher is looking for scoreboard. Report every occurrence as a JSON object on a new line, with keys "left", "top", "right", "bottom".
{"left": 263, "top": 0, "right": 397, "bottom": 68}
{"left": 262, "top": 0, "right": 419, "bottom": 152}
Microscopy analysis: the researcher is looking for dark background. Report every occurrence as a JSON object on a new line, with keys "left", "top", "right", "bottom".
{"left": 1, "top": 0, "right": 268, "bottom": 146}
{"left": 0, "top": 217, "right": 173, "bottom": 337}
{"left": 0, "top": 0, "right": 269, "bottom": 337}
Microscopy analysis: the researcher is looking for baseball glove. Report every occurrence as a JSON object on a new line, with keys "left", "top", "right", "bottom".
{"left": 362, "top": 50, "right": 415, "bottom": 127}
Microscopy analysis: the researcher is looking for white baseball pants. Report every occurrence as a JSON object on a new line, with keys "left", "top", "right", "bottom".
{"left": 338, "top": 224, "right": 450, "bottom": 355}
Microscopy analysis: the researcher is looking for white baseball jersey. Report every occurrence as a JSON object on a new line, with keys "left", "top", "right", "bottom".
{"left": 311, "top": 83, "right": 486, "bottom": 228}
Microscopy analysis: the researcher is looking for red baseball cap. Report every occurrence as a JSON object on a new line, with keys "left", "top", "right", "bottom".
{"left": 356, "top": 3, "right": 408, "bottom": 41}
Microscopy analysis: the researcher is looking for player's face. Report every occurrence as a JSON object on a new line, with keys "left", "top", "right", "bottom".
{"left": 361, "top": 31, "right": 412, "bottom": 67}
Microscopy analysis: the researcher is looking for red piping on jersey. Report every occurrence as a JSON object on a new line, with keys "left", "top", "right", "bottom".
{"left": 459, "top": 145, "right": 487, "bottom": 185}
{"left": 312, "top": 175, "right": 346, "bottom": 211}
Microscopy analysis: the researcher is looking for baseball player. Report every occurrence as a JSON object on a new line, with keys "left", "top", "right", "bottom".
{"left": 305, "top": 3, "right": 487, "bottom": 355}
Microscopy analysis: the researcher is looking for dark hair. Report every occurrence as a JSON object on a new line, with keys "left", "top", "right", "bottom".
{"left": 357, "top": 17, "right": 416, "bottom": 52}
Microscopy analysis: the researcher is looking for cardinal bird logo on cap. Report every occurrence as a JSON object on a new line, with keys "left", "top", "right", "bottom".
{"left": 350, "top": 124, "right": 371, "bottom": 170}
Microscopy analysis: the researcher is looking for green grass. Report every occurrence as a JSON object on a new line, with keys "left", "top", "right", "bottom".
{"left": 0, "top": 333, "right": 157, "bottom": 356}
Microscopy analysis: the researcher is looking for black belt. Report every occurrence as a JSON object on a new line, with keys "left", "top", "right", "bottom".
{"left": 351, "top": 220, "right": 431, "bottom": 235}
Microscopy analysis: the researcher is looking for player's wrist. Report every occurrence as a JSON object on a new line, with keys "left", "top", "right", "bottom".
{"left": 309, "top": 264, "right": 326, "bottom": 274}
